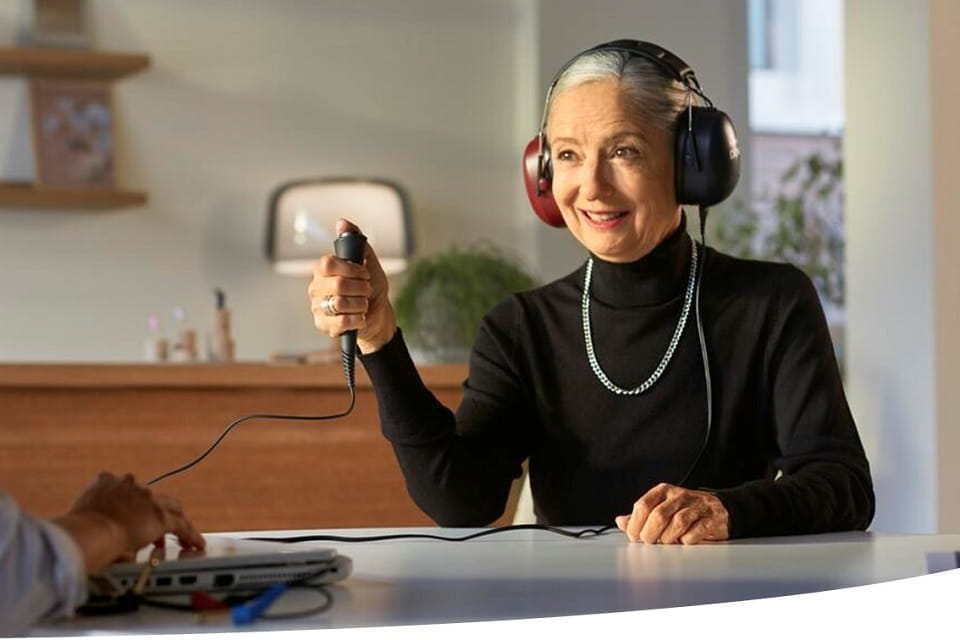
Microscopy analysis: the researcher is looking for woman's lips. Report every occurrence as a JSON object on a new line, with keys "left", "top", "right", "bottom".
{"left": 580, "top": 209, "right": 629, "bottom": 229}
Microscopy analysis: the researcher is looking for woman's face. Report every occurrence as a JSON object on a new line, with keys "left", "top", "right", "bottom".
{"left": 547, "top": 79, "right": 681, "bottom": 263}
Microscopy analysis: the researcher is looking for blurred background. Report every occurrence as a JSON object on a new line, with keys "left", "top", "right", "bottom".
{"left": 0, "top": 0, "right": 957, "bottom": 537}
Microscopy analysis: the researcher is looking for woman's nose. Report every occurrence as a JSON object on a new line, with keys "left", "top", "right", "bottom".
{"left": 580, "top": 157, "right": 613, "bottom": 200}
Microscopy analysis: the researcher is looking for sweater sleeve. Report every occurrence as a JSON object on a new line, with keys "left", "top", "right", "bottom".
{"left": 0, "top": 493, "right": 88, "bottom": 635}
{"left": 360, "top": 303, "right": 534, "bottom": 526}
{"left": 711, "top": 266, "right": 875, "bottom": 538}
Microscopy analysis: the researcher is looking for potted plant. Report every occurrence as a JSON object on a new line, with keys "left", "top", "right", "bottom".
{"left": 394, "top": 244, "right": 538, "bottom": 362}
{"left": 710, "top": 141, "right": 846, "bottom": 369}
{"left": 711, "top": 143, "right": 844, "bottom": 307}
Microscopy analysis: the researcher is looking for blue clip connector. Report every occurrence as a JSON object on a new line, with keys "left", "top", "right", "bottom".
{"left": 230, "top": 583, "right": 288, "bottom": 625}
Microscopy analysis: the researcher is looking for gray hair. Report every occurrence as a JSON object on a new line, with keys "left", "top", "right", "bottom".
{"left": 544, "top": 49, "right": 691, "bottom": 135}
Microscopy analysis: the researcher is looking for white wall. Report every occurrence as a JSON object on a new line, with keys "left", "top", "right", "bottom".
{"left": 930, "top": 0, "right": 960, "bottom": 534}
{"left": 0, "top": 0, "right": 751, "bottom": 361}
{"left": 845, "top": 0, "right": 960, "bottom": 533}
{"left": 531, "top": 0, "right": 750, "bottom": 281}
{"left": 0, "top": 0, "right": 532, "bottom": 361}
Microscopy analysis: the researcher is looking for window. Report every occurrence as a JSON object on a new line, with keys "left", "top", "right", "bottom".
{"left": 749, "top": 0, "right": 799, "bottom": 72}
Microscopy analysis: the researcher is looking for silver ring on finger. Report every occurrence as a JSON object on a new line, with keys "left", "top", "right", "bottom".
{"left": 320, "top": 295, "right": 339, "bottom": 317}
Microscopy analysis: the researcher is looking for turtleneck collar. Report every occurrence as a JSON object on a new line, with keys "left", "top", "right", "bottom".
{"left": 586, "top": 215, "right": 693, "bottom": 308}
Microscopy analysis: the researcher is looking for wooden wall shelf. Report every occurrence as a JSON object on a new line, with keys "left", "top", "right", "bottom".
{"left": 0, "top": 47, "right": 151, "bottom": 209}
{"left": 0, "top": 47, "right": 150, "bottom": 80}
{"left": 0, "top": 181, "right": 147, "bottom": 210}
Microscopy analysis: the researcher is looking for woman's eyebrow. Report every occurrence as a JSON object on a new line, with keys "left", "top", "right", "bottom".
{"left": 550, "top": 131, "right": 650, "bottom": 147}
{"left": 606, "top": 130, "right": 649, "bottom": 144}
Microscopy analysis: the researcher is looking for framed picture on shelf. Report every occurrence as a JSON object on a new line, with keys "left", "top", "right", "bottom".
{"left": 22, "top": 0, "right": 91, "bottom": 49}
{"left": 29, "top": 79, "right": 115, "bottom": 190}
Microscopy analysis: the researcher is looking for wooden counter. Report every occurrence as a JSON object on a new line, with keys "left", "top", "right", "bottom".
{"left": 0, "top": 361, "right": 513, "bottom": 533}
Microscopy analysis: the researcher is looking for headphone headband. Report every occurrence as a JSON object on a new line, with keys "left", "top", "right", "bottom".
{"left": 560, "top": 40, "right": 696, "bottom": 90}
{"left": 537, "top": 40, "right": 709, "bottom": 136}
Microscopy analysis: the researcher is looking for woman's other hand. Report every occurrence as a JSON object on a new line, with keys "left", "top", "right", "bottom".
{"left": 615, "top": 483, "right": 729, "bottom": 545}
{"left": 308, "top": 218, "right": 397, "bottom": 355}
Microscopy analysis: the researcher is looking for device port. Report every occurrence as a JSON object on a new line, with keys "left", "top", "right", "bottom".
{"left": 155, "top": 576, "right": 172, "bottom": 587}
{"left": 213, "top": 574, "right": 235, "bottom": 588}
{"left": 178, "top": 575, "right": 198, "bottom": 585}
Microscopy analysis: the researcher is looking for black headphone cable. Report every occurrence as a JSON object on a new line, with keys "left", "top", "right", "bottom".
{"left": 678, "top": 205, "right": 714, "bottom": 487}
{"left": 246, "top": 523, "right": 617, "bottom": 544}
{"left": 146, "top": 380, "right": 356, "bottom": 487}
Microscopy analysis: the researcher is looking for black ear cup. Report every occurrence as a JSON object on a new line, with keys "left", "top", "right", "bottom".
{"left": 675, "top": 106, "right": 740, "bottom": 206}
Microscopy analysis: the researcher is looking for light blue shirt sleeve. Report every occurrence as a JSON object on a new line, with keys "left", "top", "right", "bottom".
{"left": 0, "top": 493, "right": 88, "bottom": 636}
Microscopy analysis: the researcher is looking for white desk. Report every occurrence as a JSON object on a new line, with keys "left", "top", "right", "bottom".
{"left": 37, "top": 528, "right": 960, "bottom": 635}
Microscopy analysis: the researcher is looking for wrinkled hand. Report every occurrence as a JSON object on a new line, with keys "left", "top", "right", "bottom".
{"left": 54, "top": 472, "right": 204, "bottom": 572}
{"left": 308, "top": 218, "right": 396, "bottom": 355}
{"left": 615, "top": 483, "right": 729, "bottom": 545}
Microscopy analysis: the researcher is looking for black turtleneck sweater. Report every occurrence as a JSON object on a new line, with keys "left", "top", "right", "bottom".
{"left": 360, "top": 227, "right": 875, "bottom": 538}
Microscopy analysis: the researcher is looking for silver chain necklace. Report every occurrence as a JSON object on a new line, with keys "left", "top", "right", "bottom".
{"left": 582, "top": 241, "right": 698, "bottom": 396}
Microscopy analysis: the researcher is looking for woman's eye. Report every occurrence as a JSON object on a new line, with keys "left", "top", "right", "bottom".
{"left": 614, "top": 146, "right": 639, "bottom": 158}
{"left": 555, "top": 150, "right": 576, "bottom": 161}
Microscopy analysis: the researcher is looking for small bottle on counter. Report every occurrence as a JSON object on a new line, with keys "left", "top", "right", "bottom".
{"left": 170, "top": 305, "right": 198, "bottom": 362}
{"left": 208, "top": 288, "right": 235, "bottom": 362}
{"left": 143, "top": 314, "right": 168, "bottom": 363}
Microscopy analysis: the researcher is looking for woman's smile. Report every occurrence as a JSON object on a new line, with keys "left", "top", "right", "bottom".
{"left": 579, "top": 208, "right": 630, "bottom": 229}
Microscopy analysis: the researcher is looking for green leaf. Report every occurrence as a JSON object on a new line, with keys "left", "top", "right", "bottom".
{"left": 708, "top": 142, "right": 845, "bottom": 307}
{"left": 394, "top": 244, "right": 538, "bottom": 358}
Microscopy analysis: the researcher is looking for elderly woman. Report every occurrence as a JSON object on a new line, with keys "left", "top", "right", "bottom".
{"left": 309, "top": 40, "right": 874, "bottom": 544}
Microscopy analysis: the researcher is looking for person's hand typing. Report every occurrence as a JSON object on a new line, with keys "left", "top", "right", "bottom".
{"left": 308, "top": 218, "right": 396, "bottom": 355}
{"left": 615, "top": 483, "right": 729, "bottom": 545}
{"left": 53, "top": 472, "right": 204, "bottom": 573}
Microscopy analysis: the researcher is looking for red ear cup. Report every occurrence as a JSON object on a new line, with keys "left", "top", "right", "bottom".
{"left": 523, "top": 137, "right": 565, "bottom": 227}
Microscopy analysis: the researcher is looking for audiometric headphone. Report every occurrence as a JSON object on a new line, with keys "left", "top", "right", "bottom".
{"left": 522, "top": 39, "right": 741, "bottom": 227}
